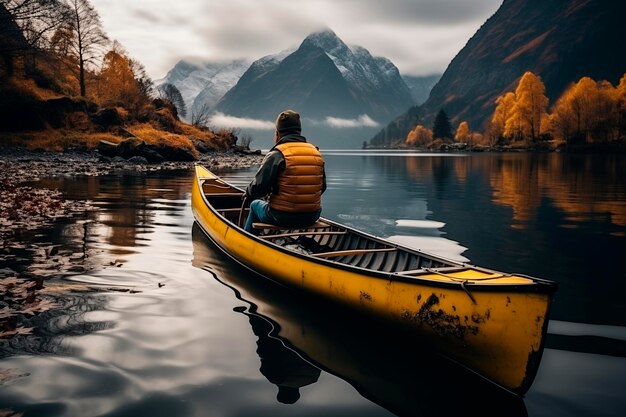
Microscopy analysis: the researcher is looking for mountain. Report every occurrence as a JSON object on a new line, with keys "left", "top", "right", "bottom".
{"left": 370, "top": 0, "right": 626, "bottom": 146}
{"left": 155, "top": 59, "right": 250, "bottom": 118}
{"left": 402, "top": 74, "right": 441, "bottom": 105}
{"left": 214, "top": 29, "right": 415, "bottom": 148}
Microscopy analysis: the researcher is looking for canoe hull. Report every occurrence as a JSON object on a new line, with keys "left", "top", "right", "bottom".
{"left": 191, "top": 165, "right": 555, "bottom": 395}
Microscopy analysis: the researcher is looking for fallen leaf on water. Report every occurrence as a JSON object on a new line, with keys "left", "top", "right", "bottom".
{"left": 0, "top": 326, "right": 33, "bottom": 338}
{"left": 19, "top": 299, "right": 59, "bottom": 316}
{"left": 0, "top": 307, "right": 14, "bottom": 320}
{"left": 0, "top": 409, "right": 24, "bottom": 417}
{"left": 0, "top": 368, "right": 30, "bottom": 385}
{"left": 0, "top": 277, "right": 25, "bottom": 290}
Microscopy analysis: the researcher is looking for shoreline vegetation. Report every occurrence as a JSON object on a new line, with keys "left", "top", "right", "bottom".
{"left": 376, "top": 71, "right": 626, "bottom": 152}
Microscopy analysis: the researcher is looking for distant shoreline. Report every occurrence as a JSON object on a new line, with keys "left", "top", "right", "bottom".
{"left": 363, "top": 142, "right": 626, "bottom": 154}
{"left": 0, "top": 146, "right": 264, "bottom": 182}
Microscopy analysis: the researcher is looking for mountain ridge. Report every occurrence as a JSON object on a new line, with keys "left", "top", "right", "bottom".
{"left": 215, "top": 29, "right": 414, "bottom": 124}
{"left": 370, "top": 0, "right": 626, "bottom": 146}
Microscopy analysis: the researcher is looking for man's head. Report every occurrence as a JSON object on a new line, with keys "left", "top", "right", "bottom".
{"left": 275, "top": 110, "right": 301, "bottom": 138}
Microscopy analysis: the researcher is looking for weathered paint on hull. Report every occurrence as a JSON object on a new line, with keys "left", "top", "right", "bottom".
{"left": 191, "top": 165, "right": 555, "bottom": 395}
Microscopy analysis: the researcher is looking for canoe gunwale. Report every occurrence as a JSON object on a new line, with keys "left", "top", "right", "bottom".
{"left": 193, "top": 166, "right": 557, "bottom": 295}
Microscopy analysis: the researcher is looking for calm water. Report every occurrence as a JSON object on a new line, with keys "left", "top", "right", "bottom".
{"left": 1, "top": 151, "right": 625, "bottom": 417}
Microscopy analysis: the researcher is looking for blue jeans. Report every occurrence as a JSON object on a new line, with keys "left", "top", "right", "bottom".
{"left": 244, "top": 199, "right": 321, "bottom": 234}
{"left": 244, "top": 200, "right": 276, "bottom": 233}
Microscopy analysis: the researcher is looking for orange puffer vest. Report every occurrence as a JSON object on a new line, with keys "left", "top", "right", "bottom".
{"left": 269, "top": 142, "right": 324, "bottom": 213}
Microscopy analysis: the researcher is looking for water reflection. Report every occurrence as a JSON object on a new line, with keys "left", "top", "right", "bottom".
{"left": 395, "top": 153, "right": 626, "bottom": 231}
{"left": 191, "top": 225, "right": 527, "bottom": 417}
{"left": 2, "top": 173, "right": 194, "bottom": 279}
{"left": 0, "top": 155, "right": 624, "bottom": 416}
{"left": 324, "top": 152, "right": 626, "bottom": 327}
{"left": 237, "top": 306, "right": 321, "bottom": 404}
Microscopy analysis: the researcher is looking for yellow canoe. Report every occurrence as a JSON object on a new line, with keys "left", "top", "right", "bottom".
{"left": 191, "top": 164, "right": 557, "bottom": 396}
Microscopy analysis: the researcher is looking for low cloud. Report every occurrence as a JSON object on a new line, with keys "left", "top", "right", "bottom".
{"left": 325, "top": 114, "right": 380, "bottom": 128}
{"left": 208, "top": 112, "right": 274, "bottom": 130}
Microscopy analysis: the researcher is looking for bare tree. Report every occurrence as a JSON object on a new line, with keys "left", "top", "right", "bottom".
{"left": 1, "top": 0, "right": 70, "bottom": 73}
{"left": 130, "top": 58, "right": 153, "bottom": 99}
{"left": 158, "top": 82, "right": 186, "bottom": 118}
{"left": 1, "top": 0, "right": 69, "bottom": 49}
{"left": 238, "top": 133, "right": 253, "bottom": 150}
{"left": 191, "top": 102, "right": 211, "bottom": 127}
{"left": 65, "top": 0, "right": 108, "bottom": 97}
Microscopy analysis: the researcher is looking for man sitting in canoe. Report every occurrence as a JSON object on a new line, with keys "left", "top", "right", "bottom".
{"left": 243, "top": 109, "right": 326, "bottom": 233}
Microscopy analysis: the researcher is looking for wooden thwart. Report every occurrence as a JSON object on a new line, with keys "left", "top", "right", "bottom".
{"left": 396, "top": 266, "right": 468, "bottom": 276}
{"left": 252, "top": 220, "right": 329, "bottom": 230}
{"left": 259, "top": 231, "right": 346, "bottom": 239}
{"left": 204, "top": 192, "right": 244, "bottom": 197}
{"left": 313, "top": 247, "right": 396, "bottom": 259}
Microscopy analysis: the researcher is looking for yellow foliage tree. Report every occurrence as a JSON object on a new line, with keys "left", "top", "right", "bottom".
{"left": 514, "top": 71, "right": 549, "bottom": 142}
{"left": 491, "top": 92, "right": 516, "bottom": 143}
{"left": 503, "top": 100, "right": 524, "bottom": 142}
{"left": 455, "top": 121, "right": 469, "bottom": 142}
{"left": 406, "top": 125, "right": 433, "bottom": 147}
{"left": 550, "top": 76, "right": 620, "bottom": 143}
{"left": 617, "top": 73, "right": 626, "bottom": 139}
{"left": 98, "top": 47, "right": 137, "bottom": 106}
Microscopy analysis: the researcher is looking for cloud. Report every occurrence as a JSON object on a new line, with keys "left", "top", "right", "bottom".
{"left": 325, "top": 115, "right": 380, "bottom": 128}
{"left": 91, "top": 0, "right": 503, "bottom": 79}
{"left": 208, "top": 112, "right": 275, "bottom": 130}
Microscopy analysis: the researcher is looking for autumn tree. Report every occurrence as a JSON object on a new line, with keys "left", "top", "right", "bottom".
{"left": 455, "top": 121, "right": 469, "bottom": 142}
{"left": 514, "top": 71, "right": 549, "bottom": 142}
{"left": 617, "top": 73, "right": 626, "bottom": 139}
{"left": 65, "top": 0, "right": 108, "bottom": 97}
{"left": 406, "top": 124, "right": 433, "bottom": 147}
{"left": 490, "top": 92, "right": 516, "bottom": 144}
{"left": 97, "top": 42, "right": 153, "bottom": 114}
{"left": 432, "top": 109, "right": 452, "bottom": 140}
{"left": 550, "top": 76, "right": 620, "bottom": 144}
{"left": 98, "top": 45, "right": 137, "bottom": 105}
{"left": 158, "top": 83, "right": 186, "bottom": 118}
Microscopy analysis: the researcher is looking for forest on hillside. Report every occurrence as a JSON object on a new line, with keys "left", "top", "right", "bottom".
{"left": 0, "top": 0, "right": 240, "bottom": 155}
{"left": 404, "top": 71, "right": 626, "bottom": 151}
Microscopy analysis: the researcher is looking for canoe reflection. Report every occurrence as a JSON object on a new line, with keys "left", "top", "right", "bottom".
{"left": 191, "top": 224, "right": 528, "bottom": 417}
{"left": 237, "top": 305, "right": 321, "bottom": 404}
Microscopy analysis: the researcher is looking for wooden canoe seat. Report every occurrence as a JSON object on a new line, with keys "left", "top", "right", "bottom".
{"left": 252, "top": 220, "right": 329, "bottom": 231}
{"left": 217, "top": 208, "right": 249, "bottom": 213}
{"left": 204, "top": 192, "right": 244, "bottom": 197}
{"left": 259, "top": 230, "right": 346, "bottom": 239}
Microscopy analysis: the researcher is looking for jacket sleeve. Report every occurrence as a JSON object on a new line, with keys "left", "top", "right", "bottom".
{"left": 245, "top": 150, "right": 285, "bottom": 199}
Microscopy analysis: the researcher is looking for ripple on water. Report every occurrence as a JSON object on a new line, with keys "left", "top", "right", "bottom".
{"left": 386, "top": 235, "right": 469, "bottom": 263}
{"left": 395, "top": 219, "right": 446, "bottom": 229}
{"left": 65, "top": 270, "right": 168, "bottom": 288}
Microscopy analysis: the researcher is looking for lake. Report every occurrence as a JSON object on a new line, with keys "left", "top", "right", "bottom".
{"left": 1, "top": 150, "right": 625, "bottom": 417}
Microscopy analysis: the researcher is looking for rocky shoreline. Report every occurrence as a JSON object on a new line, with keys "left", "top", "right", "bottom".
{"left": 0, "top": 147, "right": 264, "bottom": 340}
{"left": 0, "top": 146, "right": 264, "bottom": 240}
{"left": 0, "top": 146, "right": 264, "bottom": 179}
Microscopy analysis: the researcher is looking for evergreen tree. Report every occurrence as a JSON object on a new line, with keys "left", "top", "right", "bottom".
{"left": 432, "top": 109, "right": 452, "bottom": 140}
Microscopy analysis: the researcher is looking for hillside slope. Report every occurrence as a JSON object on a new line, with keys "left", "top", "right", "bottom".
{"left": 371, "top": 0, "right": 626, "bottom": 146}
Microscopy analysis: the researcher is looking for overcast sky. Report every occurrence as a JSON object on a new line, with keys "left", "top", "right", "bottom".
{"left": 90, "top": 0, "right": 503, "bottom": 81}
